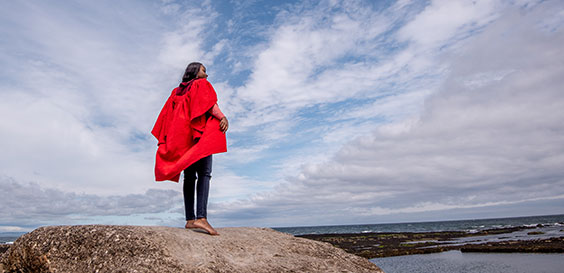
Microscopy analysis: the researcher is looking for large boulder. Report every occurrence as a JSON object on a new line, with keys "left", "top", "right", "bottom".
{"left": 0, "top": 225, "right": 383, "bottom": 272}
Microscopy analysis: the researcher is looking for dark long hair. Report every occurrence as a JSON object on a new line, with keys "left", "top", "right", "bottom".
{"left": 181, "top": 62, "right": 202, "bottom": 83}
{"left": 177, "top": 62, "right": 202, "bottom": 95}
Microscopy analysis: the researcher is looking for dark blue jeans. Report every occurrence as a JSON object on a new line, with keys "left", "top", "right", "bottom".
{"left": 183, "top": 155, "right": 212, "bottom": 220}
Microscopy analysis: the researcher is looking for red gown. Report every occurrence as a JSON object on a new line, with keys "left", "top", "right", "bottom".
{"left": 151, "top": 78, "right": 227, "bottom": 182}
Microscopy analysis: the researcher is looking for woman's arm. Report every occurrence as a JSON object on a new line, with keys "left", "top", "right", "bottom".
{"left": 208, "top": 103, "right": 225, "bottom": 120}
{"left": 208, "top": 104, "right": 229, "bottom": 132}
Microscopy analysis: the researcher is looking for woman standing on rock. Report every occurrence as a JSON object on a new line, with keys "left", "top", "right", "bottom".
{"left": 152, "top": 62, "right": 228, "bottom": 235}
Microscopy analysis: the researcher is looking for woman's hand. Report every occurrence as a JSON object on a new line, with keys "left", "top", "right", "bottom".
{"left": 219, "top": 117, "right": 229, "bottom": 133}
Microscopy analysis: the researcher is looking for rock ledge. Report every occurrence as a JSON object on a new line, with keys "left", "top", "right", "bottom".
{"left": 0, "top": 225, "right": 382, "bottom": 272}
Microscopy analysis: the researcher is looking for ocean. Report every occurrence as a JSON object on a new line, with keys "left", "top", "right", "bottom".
{"left": 271, "top": 214, "right": 564, "bottom": 235}
{"left": 371, "top": 250, "right": 564, "bottom": 273}
{"left": 0, "top": 232, "right": 26, "bottom": 245}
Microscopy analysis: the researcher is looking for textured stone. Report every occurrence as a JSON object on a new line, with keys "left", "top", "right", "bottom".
{"left": 0, "top": 225, "right": 383, "bottom": 273}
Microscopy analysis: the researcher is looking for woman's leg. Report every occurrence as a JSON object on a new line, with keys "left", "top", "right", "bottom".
{"left": 195, "top": 155, "right": 212, "bottom": 219}
{"left": 192, "top": 155, "right": 218, "bottom": 235}
{"left": 183, "top": 164, "right": 197, "bottom": 221}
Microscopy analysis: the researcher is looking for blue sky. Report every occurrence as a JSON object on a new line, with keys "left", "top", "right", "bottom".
{"left": 1, "top": 0, "right": 564, "bottom": 232}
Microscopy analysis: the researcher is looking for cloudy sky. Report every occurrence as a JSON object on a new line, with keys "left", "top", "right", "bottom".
{"left": 1, "top": 0, "right": 563, "bottom": 232}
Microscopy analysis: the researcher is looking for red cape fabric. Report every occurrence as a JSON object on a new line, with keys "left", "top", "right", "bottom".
{"left": 151, "top": 78, "right": 227, "bottom": 182}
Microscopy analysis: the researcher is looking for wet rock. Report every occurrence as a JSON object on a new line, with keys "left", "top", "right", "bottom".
{"left": 460, "top": 237, "right": 564, "bottom": 253}
{"left": 0, "top": 225, "right": 382, "bottom": 273}
{"left": 300, "top": 228, "right": 564, "bottom": 258}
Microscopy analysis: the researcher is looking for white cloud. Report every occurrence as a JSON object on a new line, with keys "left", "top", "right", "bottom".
{"left": 0, "top": 176, "right": 182, "bottom": 228}
{"left": 217, "top": 1, "right": 417, "bottom": 172}
{"left": 398, "top": 0, "right": 500, "bottom": 49}
{"left": 157, "top": 2, "right": 219, "bottom": 71}
{"left": 0, "top": 91, "right": 154, "bottom": 194}
{"left": 219, "top": 0, "right": 511, "bottom": 182}
{"left": 329, "top": 89, "right": 432, "bottom": 122}
{"left": 231, "top": 1, "right": 392, "bottom": 117}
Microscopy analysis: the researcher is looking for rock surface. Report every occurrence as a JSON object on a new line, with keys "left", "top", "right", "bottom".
{"left": 0, "top": 246, "right": 8, "bottom": 257}
{"left": 0, "top": 225, "right": 383, "bottom": 273}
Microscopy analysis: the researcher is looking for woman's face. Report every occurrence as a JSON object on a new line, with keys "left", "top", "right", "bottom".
{"left": 197, "top": 65, "right": 208, "bottom": 79}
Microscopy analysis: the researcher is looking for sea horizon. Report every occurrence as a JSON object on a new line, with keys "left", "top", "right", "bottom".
{"left": 272, "top": 213, "right": 564, "bottom": 229}
{"left": 271, "top": 213, "right": 564, "bottom": 235}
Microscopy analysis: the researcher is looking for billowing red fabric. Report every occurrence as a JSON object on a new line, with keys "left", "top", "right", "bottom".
{"left": 151, "top": 78, "right": 227, "bottom": 182}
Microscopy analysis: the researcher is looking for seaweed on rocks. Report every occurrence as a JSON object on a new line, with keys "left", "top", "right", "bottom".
{"left": 298, "top": 226, "right": 564, "bottom": 258}
{"left": 460, "top": 237, "right": 564, "bottom": 253}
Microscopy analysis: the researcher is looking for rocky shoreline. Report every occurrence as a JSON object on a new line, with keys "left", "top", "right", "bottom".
{"left": 298, "top": 225, "right": 564, "bottom": 258}
{"left": 2, "top": 225, "right": 563, "bottom": 262}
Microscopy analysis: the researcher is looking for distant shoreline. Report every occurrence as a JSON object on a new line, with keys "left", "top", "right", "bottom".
{"left": 297, "top": 225, "right": 564, "bottom": 258}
